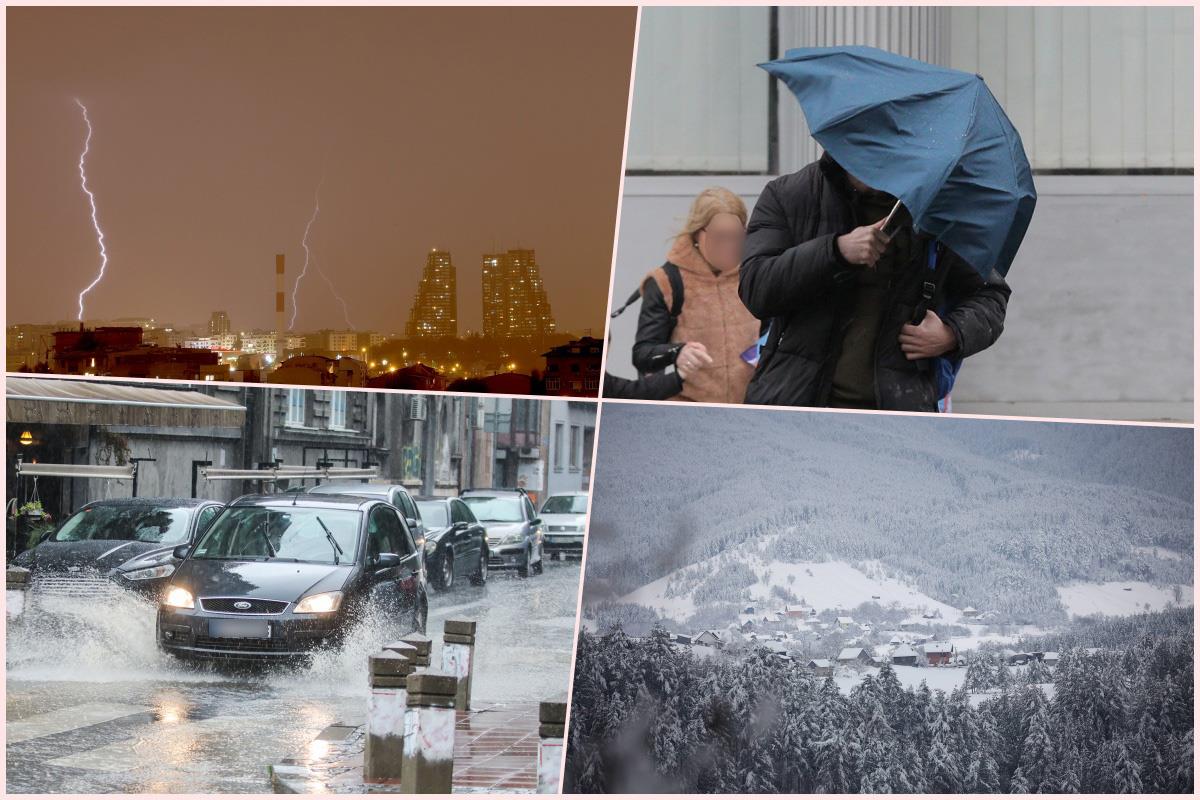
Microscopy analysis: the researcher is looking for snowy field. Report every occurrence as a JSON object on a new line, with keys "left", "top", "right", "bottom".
{"left": 834, "top": 664, "right": 1056, "bottom": 705}
{"left": 621, "top": 557, "right": 961, "bottom": 621}
{"left": 1056, "top": 581, "right": 1193, "bottom": 617}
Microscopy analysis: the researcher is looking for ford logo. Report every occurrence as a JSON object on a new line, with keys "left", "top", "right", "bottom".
{"left": 233, "top": 601, "right": 252, "bottom": 610}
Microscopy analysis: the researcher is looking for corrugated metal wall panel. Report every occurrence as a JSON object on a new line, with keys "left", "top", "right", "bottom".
{"left": 946, "top": 5, "right": 1191, "bottom": 169}
{"left": 626, "top": 6, "right": 770, "bottom": 172}
{"left": 632, "top": 6, "right": 1192, "bottom": 174}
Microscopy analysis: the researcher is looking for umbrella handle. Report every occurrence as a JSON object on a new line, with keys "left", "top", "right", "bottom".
{"left": 880, "top": 198, "right": 903, "bottom": 238}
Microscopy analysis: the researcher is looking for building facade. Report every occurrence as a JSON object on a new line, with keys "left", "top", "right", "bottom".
{"left": 406, "top": 248, "right": 458, "bottom": 338}
{"left": 6, "top": 380, "right": 586, "bottom": 520}
{"left": 209, "top": 311, "right": 231, "bottom": 336}
{"left": 481, "top": 249, "right": 556, "bottom": 340}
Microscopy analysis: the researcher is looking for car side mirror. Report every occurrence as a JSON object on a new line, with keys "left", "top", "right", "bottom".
{"left": 172, "top": 544, "right": 191, "bottom": 560}
{"left": 375, "top": 552, "right": 400, "bottom": 569}
{"left": 38, "top": 531, "right": 53, "bottom": 544}
{"left": 531, "top": 518, "right": 542, "bottom": 527}
{"left": 452, "top": 521, "right": 468, "bottom": 532}
{"left": 406, "top": 517, "right": 419, "bottom": 530}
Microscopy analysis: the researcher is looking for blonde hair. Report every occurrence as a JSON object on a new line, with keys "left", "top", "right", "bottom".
{"left": 678, "top": 187, "right": 747, "bottom": 241}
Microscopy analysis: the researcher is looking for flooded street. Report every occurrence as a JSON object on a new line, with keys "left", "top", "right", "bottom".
{"left": 6, "top": 560, "right": 581, "bottom": 793}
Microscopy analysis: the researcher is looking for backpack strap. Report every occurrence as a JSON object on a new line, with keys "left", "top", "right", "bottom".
{"left": 910, "top": 240, "right": 950, "bottom": 325}
{"left": 661, "top": 262, "right": 685, "bottom": 319}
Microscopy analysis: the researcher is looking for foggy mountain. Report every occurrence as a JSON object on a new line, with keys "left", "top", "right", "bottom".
{"left": 585, "top": 405, "right": 1192, "bottom": 623}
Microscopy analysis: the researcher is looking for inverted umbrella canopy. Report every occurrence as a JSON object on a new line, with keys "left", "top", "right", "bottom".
{"left": 761, "top": 45, "right": 1036, "bottom": 278}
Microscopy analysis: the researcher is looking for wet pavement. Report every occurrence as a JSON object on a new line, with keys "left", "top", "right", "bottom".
{"left": 5, "top": 559, "right": 580, "bottom": 793}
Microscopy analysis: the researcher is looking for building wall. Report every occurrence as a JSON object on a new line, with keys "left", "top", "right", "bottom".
{"left": 607, "top": 173, "right": 1193, "bottom": 421}
{"left": 631, "top": 6, "right": 1193, "bottom": 173}
{"left": 545, "top": 400, "right": 597, "bottom": 498}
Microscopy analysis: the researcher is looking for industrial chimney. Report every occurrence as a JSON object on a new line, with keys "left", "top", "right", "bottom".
{"left": 275, "top": 253, "right": 285, "bottom": 366}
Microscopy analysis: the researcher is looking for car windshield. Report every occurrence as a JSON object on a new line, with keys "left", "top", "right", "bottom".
{"left": 415, "top": 502, "right": 449, "bottom": 528}
{"left": 191, "top": 506, "right": 361, "bottom": 564}
{"left": 541, "top": 495, "right": 588, "bottom": 514}
{"left": 462, "top": 496, "right": 523, "bottom": 523}
{"left": 53, "top": 505, "right": 192, "bottom": 544}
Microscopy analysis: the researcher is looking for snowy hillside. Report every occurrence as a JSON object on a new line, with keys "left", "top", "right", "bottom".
{"left": 585, "top": 405, "right": 1193, "bottom": 626}
{"left": 621, "top": 550, "right": 960, "bottom": 621}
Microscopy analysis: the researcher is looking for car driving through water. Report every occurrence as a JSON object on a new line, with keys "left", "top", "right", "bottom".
{"left": 157, "top": 493, "right": 427, "bottom": 661}
{"left": 13, "top": 498, "right": 225, "bottom": 602}
{"left": 538, "top": 491, "right": 589, "bottom": 559}
{"left": 414, "top": 496, "right": 489, "bottom": 591}
{"left": 460, "top": 488, "right": 545, "bottom": 578}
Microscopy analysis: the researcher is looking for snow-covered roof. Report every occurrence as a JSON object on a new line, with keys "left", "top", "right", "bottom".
{"left": 924, "top": 642, "right": 954, "bottom": 654}
{"left": 838, "top": 647, "right": 865, "bottom": 660}
{"left": 1042, "top": 651, "right": 1059, "bottom": 660}
{"left": 891, "top": 644, "right": 918, "bottom": 658}
{"left": 808, "top": 659, "right": 832, "bottom": 668}
{"left": 836, "top": 616, "right": 855, "bottom": 625}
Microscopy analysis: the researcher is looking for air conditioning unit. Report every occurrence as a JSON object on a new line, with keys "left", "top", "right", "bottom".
{"left": 518, "top": 446, "right": 540, "bottom": 459}
{"left": 408, "top": 396, "right": 427, "bottom": 421}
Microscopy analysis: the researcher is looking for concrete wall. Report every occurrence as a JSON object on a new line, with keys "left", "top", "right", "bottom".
{"left": 607, "top": 174, "right": 1193, "bottom": 421}
{"left": 545, "top": 401, "right": 596, "bottom": 498}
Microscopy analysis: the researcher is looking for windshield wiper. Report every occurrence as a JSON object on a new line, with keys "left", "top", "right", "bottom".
{"left": 255, "top": 527, "right": 277, "bottom": 559}
{"left": 315, "top": 516, "right": 344, "bottom": 565}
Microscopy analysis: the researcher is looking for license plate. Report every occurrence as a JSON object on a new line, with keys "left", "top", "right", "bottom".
{"left": 209, "top": 619, "right": 270, "bottom": 639}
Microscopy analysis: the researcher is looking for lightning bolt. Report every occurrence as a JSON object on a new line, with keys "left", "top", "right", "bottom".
{"left": 288, "top": 186, "right": 321, "bottom": 330}
{"left": 74, "top": 99, "right": 109, "bottom": 322}
{"left": 289, "top": 177, "right": 354, "bottom": 331}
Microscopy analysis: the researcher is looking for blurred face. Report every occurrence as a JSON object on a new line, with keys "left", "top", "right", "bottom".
{"left": 695, "top": 211, "right": 745, "bottom": 272}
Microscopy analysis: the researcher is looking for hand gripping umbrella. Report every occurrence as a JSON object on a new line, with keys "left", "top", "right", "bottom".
{"left": 761, "top": 45, "right": 1036, "bottom": 279}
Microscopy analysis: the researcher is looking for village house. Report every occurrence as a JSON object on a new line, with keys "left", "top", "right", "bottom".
{"left": 923, "top": 642, "right": 956, "bottom": 666}
{"left": 890, "top": 644, "right": 919, "bottom": 666}
{"left": 807, "top": 658, "right": 834, "bottom": 677}
{"left": 961, "top": 606, "right": 980, "bottom": 619}
{"left": 694, "top": 630, "right": 723, "bottom": 649}
{"left": 837, "top": 647, "right": 873, "bottom": 667}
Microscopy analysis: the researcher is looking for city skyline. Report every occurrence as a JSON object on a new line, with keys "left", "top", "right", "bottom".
{"left": 7, "top": 6, "right": 634, "bottom": 335}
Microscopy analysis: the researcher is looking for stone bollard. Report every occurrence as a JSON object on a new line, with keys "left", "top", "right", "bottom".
{"left": 400, "top": 633, "right": 432, "bottom": 668}
{"left": 537, "top": 699, "right": 567, "bottom": 794}
{"left": 383, "top": 639, "right": 419, "bottom": 663}
{"left": 440, "top": 620, "right": 477, "bottom": 711}
{"left": 363, "top": 650, "right": 416, "bottom": 788}
{"left": 399, "top": 670, "right": 458, "bottom": 794}
{"left": 6, "top": 566, "right": 31, "bottom": 622}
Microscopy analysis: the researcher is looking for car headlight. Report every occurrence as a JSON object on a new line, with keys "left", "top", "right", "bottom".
{"left": 294, "top": 591, "right": 344, "bottom": 614}
{"left": 124, "top": 564, "right": 176, "bottom": 581}
{"left": 164, "top": 586, "right": 194, "bottom": 609}
{"left": 424, "top": 539, "right": 437, "bottom": 556}
{"left": 500, "top": 532, "right": 523, "bottom": 544}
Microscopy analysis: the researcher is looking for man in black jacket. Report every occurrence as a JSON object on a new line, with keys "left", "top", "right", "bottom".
{"left": 738, "top": 153, "right": 1010, "bottom": 411}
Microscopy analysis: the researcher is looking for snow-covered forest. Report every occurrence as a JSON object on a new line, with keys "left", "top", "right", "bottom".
{"left": 583, "top": 406, "right": 1193, "bottom": 628}
{"left": 565, "top": 609, "right": 1194, "bottom": 794}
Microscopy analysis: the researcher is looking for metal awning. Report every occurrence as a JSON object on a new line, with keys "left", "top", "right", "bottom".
{"left": 6, "top": 377, "right": 245, "bottom": 428}
{"left": 14, "top": 462, "right": 137, "bottom": 480}
{"left": 200, "top": 466, "right": 379, "bottom": 482}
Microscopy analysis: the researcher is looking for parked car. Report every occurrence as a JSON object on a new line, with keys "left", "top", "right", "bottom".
{"left": 539, "top": 491, "right": 588, "bottom": 559}
{"left": 12, "top": 498, "right": 224, "bottom": 602}
{"left": 459, "top": 488, "right": 544, "bottom": 578}
{"left": 307, "top": 481, "right": 426, "bottom": 546}
{"left": 157, "top": 493, "right": 426, "bottom": 661}
{"left": 413, "top": 496, "right": 488, "bottom": 591}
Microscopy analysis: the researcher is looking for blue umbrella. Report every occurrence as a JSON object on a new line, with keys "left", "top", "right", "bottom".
{"left": 761, "top": 45, "right": 1036, "bottom": 278}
